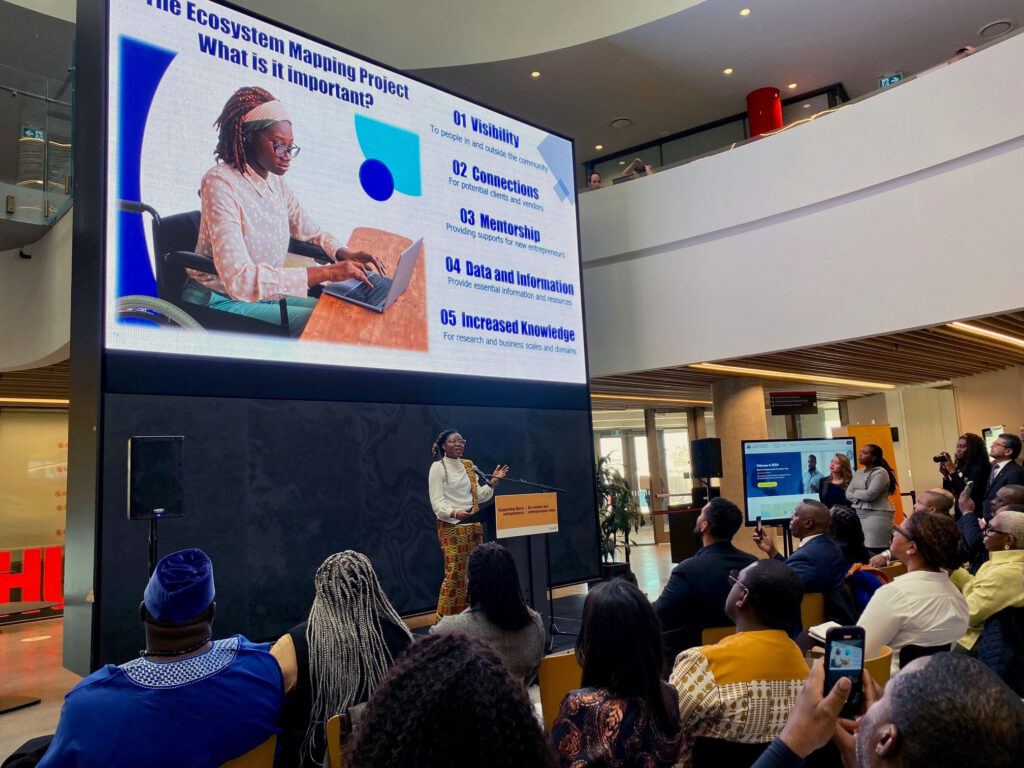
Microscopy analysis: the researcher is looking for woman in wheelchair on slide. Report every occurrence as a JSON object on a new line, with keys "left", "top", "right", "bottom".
{"left": 181, "top": 86, "right": 386, "bottom": 336}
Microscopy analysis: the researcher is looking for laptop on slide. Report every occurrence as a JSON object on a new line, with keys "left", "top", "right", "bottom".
{"left": 323, "top": 238, "right": 423, "bottom": 313}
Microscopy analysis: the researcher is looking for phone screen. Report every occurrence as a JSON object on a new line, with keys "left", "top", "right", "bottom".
{"left": 824, "top": 628, "right": 865, "bottom": 719}
{"left": 756, "top": 515, "right": 763, "bottom": 535}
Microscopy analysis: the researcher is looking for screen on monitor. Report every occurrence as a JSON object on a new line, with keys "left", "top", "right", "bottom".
{"left": 741, "top": 437, "right": 857, "bottom": 525}
{"left": 104, "top": 0, "right": 584, "bottom": 386}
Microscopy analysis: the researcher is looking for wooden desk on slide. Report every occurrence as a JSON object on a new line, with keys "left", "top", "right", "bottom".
{"left": 300, "top": 227, "right": 427, "bottom": 350}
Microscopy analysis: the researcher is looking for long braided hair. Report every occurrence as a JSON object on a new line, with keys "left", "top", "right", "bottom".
{"left": 213, "top": 86, "right": 275, "bottom": 170}
{"left": 466, "top": 542, "right": 531, "bottom": 631}
{"left": 431, "top": 428, "right": 459, "bottom": 485}
{"left": 302, "top": 551, "right": 412, "bottom": 766}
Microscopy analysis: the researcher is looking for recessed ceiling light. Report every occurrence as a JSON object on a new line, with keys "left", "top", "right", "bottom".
{"left": 723, "top": 68, "right": 734, "bottom": 75}
{"left": 739, "top": 8, "right": 751, "bottom": 16}
{"left": 609, "top": 117, "right": 632, "bottom": 129}
{"left": 979, "top": 19, "right": 1013, "bottom": 38}
{"left": 594, "top": 144, "right": 603, "bottom": 150}
{"left": 618, "top": 160, "right": 626, "bottom": 165}
{"left": 530, "top": 71, "right": 541, "bottom": 78}
{"left": 802, "top": 103, "right": 811, "bottom": 108}
{"left": 788, "top": 83, "right": 798, "bottom": 89}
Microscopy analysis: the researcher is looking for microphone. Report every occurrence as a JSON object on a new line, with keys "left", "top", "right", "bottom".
{"left": 470, "top": 464, "right": 493, "bottom": 483}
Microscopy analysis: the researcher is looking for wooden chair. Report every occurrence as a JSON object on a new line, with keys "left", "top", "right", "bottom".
{"left": 878, "top": 562, "right": 907, "bottom": 580}
{"left": 801, "top": 592, "right": 826, "bottom": 628}
{"left": 219, "top": 735, "right": 276, "bottom": 768}
{"left": 701, "top": 625, "right": 736, "bottom": 645}
{"left": 537, "top": 650, "right": 582, "bottom": 732}
{"left": 863, "top": 645, "right": 893, "bottom": 687}
{"left": 324, "top": 703, "right": 369, "bottom": 768}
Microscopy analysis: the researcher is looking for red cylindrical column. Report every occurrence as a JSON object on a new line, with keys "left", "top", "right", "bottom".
{"left": 746, "top": 87, "right": 783, "bottom": 136}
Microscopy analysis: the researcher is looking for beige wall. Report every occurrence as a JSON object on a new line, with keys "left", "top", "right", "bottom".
{"left": 899, "top": 388, "right": 959, "bottom": 495}
{"left": 953, "top": 366, "right": 1024, "bottom": 437}
{"left": 845, "top": 394, "right": 889, "bottom": 427}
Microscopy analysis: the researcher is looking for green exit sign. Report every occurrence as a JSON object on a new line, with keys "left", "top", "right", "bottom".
{"left": 879, "top": 73, "right": 903, "bottom": 88}
{"left": 21, "top": 126, "right": 44, "bottom": 140}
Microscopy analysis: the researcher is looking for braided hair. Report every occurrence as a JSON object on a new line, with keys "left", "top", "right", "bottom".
{"left": 904, "top": 511, "right": 964, "bottom": 570}
{"left": 302, "top": 551, "right": 412, "bottom": 766}
{"left": 466, "top": 542, "right": 531, "bottom": 631}
{"left": 348, "top": 633, "right": 555, "bottom": 767}
{"left": 431, "top": 428, "right": 459, "bottom": 485}
{"left": 213, "top": 86, "right": 275, "bottom": 170}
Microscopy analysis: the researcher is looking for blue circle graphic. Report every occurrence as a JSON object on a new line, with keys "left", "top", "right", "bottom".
{"left": 359, "top": 159, "right": 395, "bottom": 201}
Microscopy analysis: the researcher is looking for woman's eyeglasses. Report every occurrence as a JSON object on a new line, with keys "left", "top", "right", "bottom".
{"left": 984, "top": 527, "right": 1010, "bottom": 537}
{"left": 446, "top": 438, "right": 466, "bottom": 446}
{"left": 890, "top": 524, "right": 912, "bottom": 542}
{"left": 271, "top": 141, "right": 300, "bottom": 158}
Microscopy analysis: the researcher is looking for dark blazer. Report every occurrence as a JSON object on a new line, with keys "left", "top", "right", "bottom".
{"left": 982, "top": 460, "right": 1024, "bottom": 520}
{"left": 774, "top": 534, "right": 848, "bottom": 594}
{"left": 958, "top": 511, "right": 988, "bottom": 574}
{"left": 653, "top": 540, "right": 756, "bottom": 667}
{"left": 943, "top": 459, "right": 989, "bottom": 517}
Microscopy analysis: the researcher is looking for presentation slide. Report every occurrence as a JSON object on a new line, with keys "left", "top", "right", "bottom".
{"left": 105, "top": 0, "right": 585, "bottom": 385}
{"left": 742, "top": 438, "right": 856, "bottom": 524}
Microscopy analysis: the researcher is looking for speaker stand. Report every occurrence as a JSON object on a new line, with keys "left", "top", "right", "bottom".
{"left": 148, "top": 519, "right": 159, "bottom": 576}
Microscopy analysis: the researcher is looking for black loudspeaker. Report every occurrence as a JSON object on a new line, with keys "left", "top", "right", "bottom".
{"left": 690, "top": 486, "right": 721, "bottom": 507}
{"left": 691, "top": 438, "right": 723, "bottom": 479}
{"left": 128, "top": 436, "right": 185, "bottom": 520}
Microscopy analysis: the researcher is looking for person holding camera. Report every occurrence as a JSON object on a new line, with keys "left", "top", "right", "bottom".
{"left": 938, "top": 432, "right": 989, "bottom": 517}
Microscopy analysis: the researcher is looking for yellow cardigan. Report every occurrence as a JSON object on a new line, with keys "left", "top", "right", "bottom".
{"left": 957, "top": 549, "right": 1024, "bottom": 650}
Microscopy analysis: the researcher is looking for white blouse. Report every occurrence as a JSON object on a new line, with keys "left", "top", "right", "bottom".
{"left": 428, "top": 457, "right": 494, "bottom": 525}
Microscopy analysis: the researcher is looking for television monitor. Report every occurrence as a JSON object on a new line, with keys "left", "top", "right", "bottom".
{"left": 741, "top": 437, "right": 857, "bottom": 525}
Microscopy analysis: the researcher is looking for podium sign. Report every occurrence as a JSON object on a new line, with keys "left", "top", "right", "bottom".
{"left": 495, "top": 493, "right": 559, "bottom": 538}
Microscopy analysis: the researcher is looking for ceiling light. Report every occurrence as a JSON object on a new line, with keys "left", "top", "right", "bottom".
{"left": 0, "top": 397, "right": 70, "bottom": 405}
{"left": 610, "top": 117, "right": 632, "bottom": 129}
{"left": 530, "top": 71, "right": 541, "bottom": 78}
{"left": 591, "top": 394, "right": 712, "bottom": 405}
{"left": 802, "top": 103, "right": 811, "bottom": 108}
{"left": 689, "top": 363, "right": 895, "bottom": 389}
{"left": 594, "top": 144, "right": 603, "bottom": 150}
{"left": 788, "top": 83, "right": 798, "bottom": 89}
{"left": 979, "top": 20, "right": 1013, "bottom": 38}
{"left": 618, "top": 160, "right": 626, "bottom": 165}
{"left": 739, "top": 8, "right": 751, "bottom": 16}
{"left": 946, "top": 321, "right": 1024, "bottom": 349}
{"left": 723, "top": 68, "right": 733, "bottom": 75}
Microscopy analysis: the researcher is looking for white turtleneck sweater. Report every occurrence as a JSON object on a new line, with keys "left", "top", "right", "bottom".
{"left": 428, "top": 456, "right": 493, "bottom": 524}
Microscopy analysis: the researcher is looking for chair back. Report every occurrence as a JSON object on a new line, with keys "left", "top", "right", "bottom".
{"left": 324, "top": 702, "right": 368, "bottom": 768}
{"left": 218, "top": 735, "right": 276, "bottom": 768}
{"left": 878, "top": 562, "right": 907, "bottom": 580}
{"left": 701, "top": 625, "right": 736, "bottom": 646}
{"left": 152, "top": 210, "right": 201, "bottom": 305}
{"left": 537, "top": 650, "right": 582, "bottom": 732}
{"left": 898, "top": 643, "right": 949, "bottom": 667}
{"left": 800, "top": 593, "right": 826, "bottom": 628}
{"left": 863, "top": 645, "right": 893, "bottom": 687}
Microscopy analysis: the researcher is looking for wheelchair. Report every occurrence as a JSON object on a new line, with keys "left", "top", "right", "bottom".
{"left": 116, "top": 201, "right": 335, "bottom": 336}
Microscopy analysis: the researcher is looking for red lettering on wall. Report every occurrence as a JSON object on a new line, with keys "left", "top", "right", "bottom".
{"left": 0, "top": 548, "right": 42, "bottom": 602}
{"left": 43, "top": 547, "right": 63, "bottom": 602}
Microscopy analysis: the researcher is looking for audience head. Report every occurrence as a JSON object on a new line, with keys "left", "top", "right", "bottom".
{"left": 855, "top": 653, "right": 1024, "bottom": 768}
{"left": 140, "top": 548, "right": 216, "bottom": 651}
{"left": 304, "top": 551, "right": 412, "bottom": 763}
{"left": 984, "top": 509, "right": 1024, "bottom": 553}
{"left": 576, "top": 578, "right": 676, "bottom": 732}
{"left": 348, "top": 633, "right": 554, "bottom": 768}
{"left": 993, "top": 483, "right": 1024, "bottom": 511}
{"left": 829, "top": 505, "right": 868, "bottom": 562}
{"left": 587, "top": 171, "right": 601, "bottom": 189}
{"left": 696, "top": 497, "right": 743, "bottom": 542}
{"left": 954, "top": 432, "right": 986, "bottom": 468}
{"left": 726, "top": 559, "right": 803, "bottom": 632}
{"left": 828, "top": 453, "right": 853, "bottom": 486}
{"left": 790, "top": 500, "right": 831, "bottom": 539}
{"left": 991, "top": 433, "right": 1022, "bottom": 461}
{"left": 912, "top": 490, "right": 953, "bottom": 518}
{"left": 466, "top": 542, "right": 531, "bottom": 631}
{"left": 892, "top": 511, "right": 963, "bottom": 571}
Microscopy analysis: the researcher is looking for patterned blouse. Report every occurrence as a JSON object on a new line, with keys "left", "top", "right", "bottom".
{"left": 551, "top": 684, "right": 683, "bottom": 768}
{"left": 189, "top": 163, "right": 342, "bottom": 302}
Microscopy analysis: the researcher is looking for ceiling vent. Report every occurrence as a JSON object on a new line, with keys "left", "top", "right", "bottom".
{"left": 978, "top": 19, "right": 1013, "bottom": 38}
{"left": 609, "top": 117, "right": 632, "bottom": 130}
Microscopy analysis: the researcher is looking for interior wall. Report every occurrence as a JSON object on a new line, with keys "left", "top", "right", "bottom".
{"left": 897, "top": 388, "right": 959, "bottom": 495}
{"left": 580, "top": 34, "right": 1024, "bottom": 377}
{"left": 845, "top": 394, "right": 889, "bottom": 427}
{"left": 952, "top": 365, "right": 1024, "bottom": 437}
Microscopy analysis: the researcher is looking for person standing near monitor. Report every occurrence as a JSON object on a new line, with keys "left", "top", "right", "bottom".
{"left": 848, "top": 444, "right": 898, "bottom": 553}
{"left": 183, "top": 86, "right": 386, "bottom": 335}
{"left": 428, "top": 429, "right": 509, "bottom": 622}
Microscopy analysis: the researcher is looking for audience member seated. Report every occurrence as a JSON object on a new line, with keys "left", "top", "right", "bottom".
{"left": 750, "top": 653, "right": 1024, "bottom": 768}
{"left": 347, "top": 633, "right": 554, "bottom": 768}
{"left": 859, "top": 513, "right": 968, "bottom": 672}
{"left": 829, "top": 505, "right": 869, "bottom": 568}
{"left": 818, "top": 453, "right": 852, "bottom": 508}
{"left": 939, "top": 432, "right": 989, "bottom": 517}
{"left": 958, "top": 482, "right": 1024, "bottom": 573}
{"left": 669, "top": 559, "right": 808, "bottom": 768}
{"left": 430, "top": 541, "right": 545, "bottom": 681}
{"left": 956, "top": 509, "right": 1024, "bottom": 655}
{"left": 37, "top": 549, "right": 283, "bottom": 768}
{"left": 552, "top": 579, "right": 683, "bottom": 768}
{"left": 653, "top": 497, "right": 756, "bottom": 666}
{"left": 271, "top": 551, "right": 412, "bottom": 768}
{"left": 753, "top": 500, "right": 854, "bottom": 624}
{"left": 869, "top": 490, "right": 955, "bottom": 569}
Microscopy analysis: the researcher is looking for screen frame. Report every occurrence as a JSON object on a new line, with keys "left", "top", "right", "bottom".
{"left": 740, "top": 436, "right": 857, "bottom": 526}
{"left": 101, "top": 0, "right": 592, "bottom": 404}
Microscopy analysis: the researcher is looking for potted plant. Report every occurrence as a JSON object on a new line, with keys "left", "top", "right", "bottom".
{"left": 595, "top": 455, "right": 645, "bottom": 580}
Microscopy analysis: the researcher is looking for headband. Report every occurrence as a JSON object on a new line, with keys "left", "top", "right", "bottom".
{"left": 241, "top": 100, "right": 291, "bottom": 133}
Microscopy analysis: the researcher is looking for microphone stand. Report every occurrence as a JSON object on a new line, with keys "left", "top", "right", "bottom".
{"left": 483, "top": 471, "right": 571, "bottom": 652}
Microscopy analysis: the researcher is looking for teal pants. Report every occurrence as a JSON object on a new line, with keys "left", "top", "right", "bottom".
{"left": 182, "top": 279, "right": 316, "bottom": 337}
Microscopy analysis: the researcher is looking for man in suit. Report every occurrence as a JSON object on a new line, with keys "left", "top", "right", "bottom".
{"left": 653, "top": 497, "right": 756, "bottom": 668}
{"left": 980, "top": 433, "right": 1024, "bottom": 521}
{"left": 753, "top": 500, "right": 847, "bottom": 593}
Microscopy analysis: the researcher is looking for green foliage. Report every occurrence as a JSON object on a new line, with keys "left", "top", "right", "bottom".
{"left": 595, "top": 455, "right": 645, "bottom": 564}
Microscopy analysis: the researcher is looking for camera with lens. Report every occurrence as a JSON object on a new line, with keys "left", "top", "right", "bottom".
{"left": 932, "top": 452, "right": 951, "bottom": 463}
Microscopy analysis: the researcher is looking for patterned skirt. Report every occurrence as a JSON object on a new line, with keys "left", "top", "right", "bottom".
{"left": 435, "top": 519, "right": 483, "bottom": 621}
